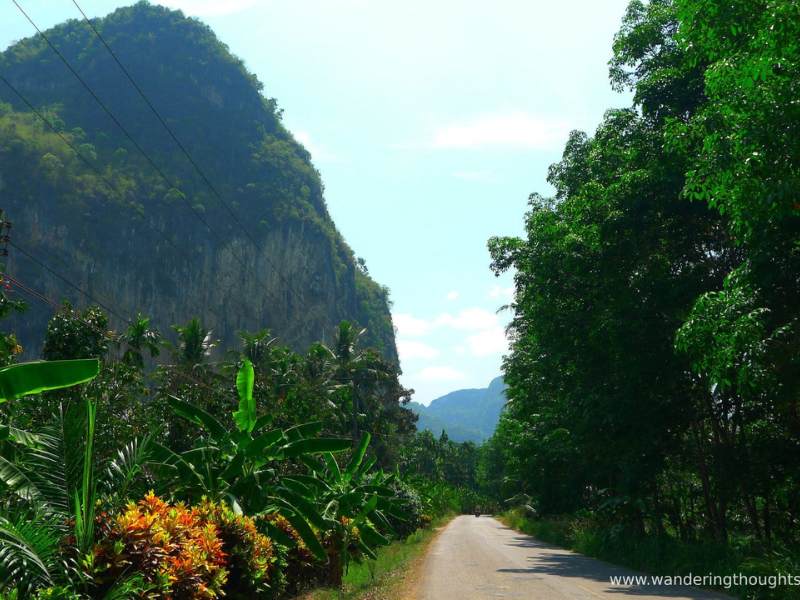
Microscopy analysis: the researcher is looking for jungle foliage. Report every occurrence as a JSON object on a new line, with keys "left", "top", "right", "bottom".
{"left": 481, "top": 0, "right": 800, "bottom": 597}
{"left": 0, "top": 295, "right": 473, "bottom": 599}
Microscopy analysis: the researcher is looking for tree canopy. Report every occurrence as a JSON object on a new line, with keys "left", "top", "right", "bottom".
{"left": 481, "top": 0, "right": 800, "bottom": 566}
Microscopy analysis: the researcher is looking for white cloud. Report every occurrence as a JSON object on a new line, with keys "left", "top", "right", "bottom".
{"left": 417, "top": 366, "right": 466, "bottom": 382}
{"left": 393, "top": 313, "right": 431, "bottom": 337}
{"left": 445, "top": 290, "right": 460, "bottom": 301}
{"left": 489, "top": 285, "right": 514, "bottom": 301}
{"left": 395, "top": 308, "right": 501, "bottom": 337}
{"left": 431, "top": 111, "right": 571, "bottom": 150}
{"left": 158, "top": 0, "right": 259, "bottom": 17}
{"left": 466, "top": 326, "right": 508, "bottom": 357}
{"left": 435, "top": 308, "right": 498, "bottom": 331}
{"left": 397, "top": 339, "right": 440, "bottom": 361}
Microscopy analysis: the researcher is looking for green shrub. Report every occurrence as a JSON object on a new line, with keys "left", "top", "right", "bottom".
{"left": 387, "top": 479, "right": 425, "bottom": 538}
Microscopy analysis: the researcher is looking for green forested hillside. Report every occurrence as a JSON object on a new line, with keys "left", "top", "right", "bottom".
{"left": 410, "top": 376, "right": 506, "bottom": 443}
{"left": 0, "top": 2, "right": 396, "bottom": 358}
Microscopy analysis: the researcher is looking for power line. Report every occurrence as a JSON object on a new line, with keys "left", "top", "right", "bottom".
{"left": 3, "top": 273, "right": 54, "bottom": 309}
{"left": 64, "top": 0, "right": 318, "bottom": 314}
{"left": 70, "top": 0, "right": 259, "bottom": 249}
{"left": 9, "top": 240, "right": 128, "bottom": 323}
{"left": 13, "top": 0, "right": 309, "bottom": 317}
{"left": 0, "top": 73, "right": 243, "bottom": 328}
{"left": 0, "top": 74, "right": 194, "bottom": 269}
{"left": 8, "top": 1, "right": 344, "bottom": 343}
{"left": 9, "top": 0, "right": 231, "bottom": 254}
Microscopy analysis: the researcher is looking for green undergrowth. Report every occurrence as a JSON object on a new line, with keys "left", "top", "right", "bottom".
{"left": 305, "top": 514, "right": 453, "bottom": 600}
{"left": 500, "top": 509, "right": 800, "bottom": 600}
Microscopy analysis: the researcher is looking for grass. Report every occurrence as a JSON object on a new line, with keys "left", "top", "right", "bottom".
{"left": 302, "top": 515, "right": 453, "bottom": 600}
{"left": 500, "top": 508, "right": 800, "bottom": 600}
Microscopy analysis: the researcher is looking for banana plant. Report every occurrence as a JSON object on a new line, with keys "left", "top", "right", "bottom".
{"left": 0, "top": 359, "right": 99, "bottom": 404}
{"left": 153, "top": 359, "right": 353, "bottom": 560}
{"left": 283, "top": 432, "right": 410, "bottom": 585}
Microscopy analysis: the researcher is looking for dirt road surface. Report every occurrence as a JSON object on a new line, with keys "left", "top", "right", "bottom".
{"left": 417, "top": 515, "right": 733, "bottom": 599}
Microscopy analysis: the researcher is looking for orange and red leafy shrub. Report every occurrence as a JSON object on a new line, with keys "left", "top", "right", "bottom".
{"left": 92, "top": 493, "right": 278, "bottom": 599}
{"left": 195, "top": 498, "right": 279, "bottom": 596}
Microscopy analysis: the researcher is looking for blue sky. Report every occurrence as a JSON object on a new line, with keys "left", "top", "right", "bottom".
{"left": 0, "top": 0, "right": 632, "bottom": 405}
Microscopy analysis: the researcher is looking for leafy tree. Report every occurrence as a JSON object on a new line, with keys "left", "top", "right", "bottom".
{"left": 42, "top": 303, "right": 109, "bottom": 361}
{"left": 483, "top": 0, "right": 800, "bottom": 564}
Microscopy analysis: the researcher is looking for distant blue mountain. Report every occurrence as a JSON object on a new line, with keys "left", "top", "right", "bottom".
{"left": 409, "top": 376, "right": 507, "bottom": 443}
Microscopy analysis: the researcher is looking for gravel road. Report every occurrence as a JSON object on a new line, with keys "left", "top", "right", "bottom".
{"left": 417, "top": 515, "right": 733, "bottom": 599}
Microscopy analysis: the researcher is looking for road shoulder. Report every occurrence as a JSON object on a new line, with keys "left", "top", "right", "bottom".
{"left": 302, "top": 515, "right": 455, "bottom": 600}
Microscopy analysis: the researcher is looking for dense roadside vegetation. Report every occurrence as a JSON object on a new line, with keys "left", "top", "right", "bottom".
{"left": 480, "top": 0, "right": 800, "bottom": 598}
{"left": 0, "top": 284, "right": 485, "bottom": 598}
{"left": 306, "top": 514, "right": 449, "bottom": 600}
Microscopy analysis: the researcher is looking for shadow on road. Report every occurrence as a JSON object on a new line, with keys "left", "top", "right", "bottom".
{"left": 497, "top": 535, "right": 728, "bottom": 598}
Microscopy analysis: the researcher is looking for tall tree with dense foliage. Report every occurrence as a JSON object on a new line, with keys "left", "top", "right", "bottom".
{"left": 483, "top": 1, "right": 800, "bottom": 586}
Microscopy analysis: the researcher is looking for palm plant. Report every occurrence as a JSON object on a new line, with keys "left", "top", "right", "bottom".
{"left": 323, "top": 322, "right": 375, "bottom": 440}
{"left": 119, "top": 314, "right": 161, "bottom": 368}
{"left": 172, "top": 317, "right": 216, "bottom": 366}
{"left": 0, "top": 358, "right": 153, "bottom": 596}
{"left": 0, "top": 400, "right": 154, "bottom": 596}
{"left": 238, "top": 328, "right": 277, "bottom": 366}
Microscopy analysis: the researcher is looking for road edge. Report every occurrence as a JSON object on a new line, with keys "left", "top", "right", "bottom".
{"left": 394, "top": 515, "right": 456, "bottom": 600}
{"left": 496, "top": 511, "right": 736, "bottom": 600}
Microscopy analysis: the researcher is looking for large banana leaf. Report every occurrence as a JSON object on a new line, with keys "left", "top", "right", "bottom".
{"left": 0, "top": 359, "right": 99, "bottom": 402}
{"left": 324, "top": 453, "right": 342, "bottom": 479}
{"left": 233, "top": 359, "right": 256, "bottom": 433}
{"left": 277, "top": 504, "right": 326, "bottom": 561}
{"left": 244, "top": 429, "right": 283, "bottom": 457}
{"left": 274, "top": 489, "right": 328, "bottom": 531}
{"left": 344, "top": 432, "right": 371, "bottom": 480}
{"left": 359, "top": 521, "right": 389, "bottom": 547}
{"left": 167, "top": 396, "right": 229, "bottom": 443}
{"left": 282, "top": 437, "right": 351, "bottom": 458}
{"left": 284, "top": 421, "right": 323, "bottom": 441}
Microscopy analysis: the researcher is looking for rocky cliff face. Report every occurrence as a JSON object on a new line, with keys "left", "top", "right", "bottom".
{"left": 4, "top": 201, "right": 393, "bottom": 358}
{"left": 0, "top": 2, "right": 396, "bottom": 359}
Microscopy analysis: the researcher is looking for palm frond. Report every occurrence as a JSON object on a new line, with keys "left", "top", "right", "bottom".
{"left": 102, "top": 434, "right": 153, "bottom": 503}
{"left": 21, "top": 427, "right": 71, "bottom": 517}
{"left": 0, "top": 510, "right": 60, "bottom": 595}
{"left": 0, "top": 403, "right": 94, "bottom": 520}
{"left": 100, "top": 574, "right": 151, "bottom": 600}
{"left": 0, "top": 456, "right": 43, "bottom": 504}
{"left": 5, "top": 428, "right": 43, "bottom": 449}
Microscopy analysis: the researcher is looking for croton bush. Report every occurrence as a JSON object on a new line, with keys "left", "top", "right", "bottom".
{"left": 91, "top": 493, "right": 277, "bottom": 599}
